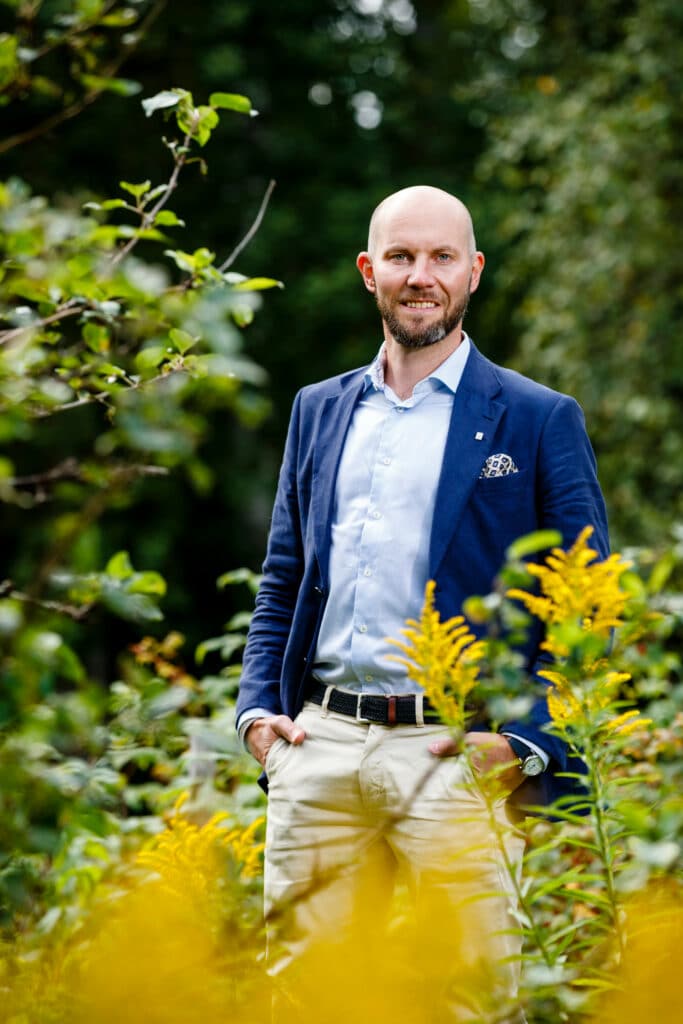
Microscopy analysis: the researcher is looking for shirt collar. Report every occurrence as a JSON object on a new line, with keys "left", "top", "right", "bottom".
{"left": 364, "top": 333, "right": 472, "bottom": 395}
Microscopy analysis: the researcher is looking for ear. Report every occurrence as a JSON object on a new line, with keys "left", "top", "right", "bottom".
{"left": 469, "top": 251, "right": 485, "bottom": 294}
{"left": 356, "top": 252, "right": 376, "bottom": 293}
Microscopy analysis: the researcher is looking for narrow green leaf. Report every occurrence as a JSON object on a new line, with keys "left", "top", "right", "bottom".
{"left": 230, "top": 276, "right": 284, "bottom": 291}
{"left": 506, "top": 529, "right": 563, "bottom": 561}
{"left": 101, "top": 198, "right": 129, "bottom": 211}
{"left": 209, "top": 91, "right": 252, "bottom": 114}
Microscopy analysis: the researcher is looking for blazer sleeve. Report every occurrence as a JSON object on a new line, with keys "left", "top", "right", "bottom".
{"left": 236, "top": 391, "right": 305, "bottom": 720}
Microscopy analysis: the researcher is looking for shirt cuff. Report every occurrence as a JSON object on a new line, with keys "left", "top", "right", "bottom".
{"left": 500, "top": 732, "right": 550, "bottom": 771}
{"left": 237, "top": 708, "right": 275, "bottom": 749}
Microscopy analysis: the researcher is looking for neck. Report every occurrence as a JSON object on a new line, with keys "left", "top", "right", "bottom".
{"left": 383, "top": 328, "right": 464, "bottom": 400}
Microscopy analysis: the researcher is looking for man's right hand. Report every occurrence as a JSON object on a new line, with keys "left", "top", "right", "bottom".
{"left": 245, "top": 715, "right": 306, "bottom": 768}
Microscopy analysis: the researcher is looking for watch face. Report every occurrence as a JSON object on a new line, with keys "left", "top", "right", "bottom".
{"left": 522, "top": 754, "right": 545, "bottom": 777}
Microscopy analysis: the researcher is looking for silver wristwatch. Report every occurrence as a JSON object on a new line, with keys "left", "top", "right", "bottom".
{"left": 504, "top": 736, "right": 546, "bottom": 777}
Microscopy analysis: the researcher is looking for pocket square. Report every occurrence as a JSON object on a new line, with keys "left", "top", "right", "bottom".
{"left": 479, "top": 453, "right": 519, "bottom": 479}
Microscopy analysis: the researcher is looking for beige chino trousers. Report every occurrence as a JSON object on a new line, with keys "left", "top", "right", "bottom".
{"left": 264, "top": 700, "right": 526, "bottom": 1024}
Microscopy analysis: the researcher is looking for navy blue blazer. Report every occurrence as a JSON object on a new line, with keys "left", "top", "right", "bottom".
{"left": 237, "top": 342, "right": 609, "bottom": 807}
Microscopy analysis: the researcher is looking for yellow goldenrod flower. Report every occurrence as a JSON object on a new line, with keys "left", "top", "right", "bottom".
{"left": 387, "top": 580, "right": 485, "bottom": 730}
{"left": 507, "top": 526, "right": 632, "bottom": 657}
{"left": 541, "top": 668, "right": 650, "bottom": 738}
{"left": 137, "top": 793, "right": 265, "bottom": 910}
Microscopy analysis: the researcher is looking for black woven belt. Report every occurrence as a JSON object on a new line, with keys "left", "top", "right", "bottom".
{"left": 309, "top": 683, "right": 441, "bottom": 725}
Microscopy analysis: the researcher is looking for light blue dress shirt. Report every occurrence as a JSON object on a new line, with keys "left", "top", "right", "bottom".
{"left": 312, "top": 336, "right": 470, "bottom": 694}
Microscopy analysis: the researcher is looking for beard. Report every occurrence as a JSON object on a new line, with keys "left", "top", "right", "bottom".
{"left": 376, "top": 285, "right": 470, "bottom": 350}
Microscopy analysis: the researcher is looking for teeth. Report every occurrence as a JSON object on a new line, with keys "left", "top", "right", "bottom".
{"left": 405, "top": 301, "right": 437, "bottom": 308}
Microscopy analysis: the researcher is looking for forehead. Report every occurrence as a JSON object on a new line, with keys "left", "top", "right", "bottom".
{"left": 374, "top": 200, "right": 470, "bottom": 252}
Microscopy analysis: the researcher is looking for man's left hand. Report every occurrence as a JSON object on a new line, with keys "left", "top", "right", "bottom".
{"left": 429, "top": 732, "right": 525, "bottom": 795}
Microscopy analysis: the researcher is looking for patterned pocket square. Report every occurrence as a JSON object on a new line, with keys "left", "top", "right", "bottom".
{"left": 479, "top": 453, "right": 519, "bottom": 479}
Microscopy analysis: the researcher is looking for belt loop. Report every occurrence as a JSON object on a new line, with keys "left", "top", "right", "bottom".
{"left": 415, "top": 692, "right": 425, "bottom": 728}
{"left": 321, "top": 685, "right": 334, "bottom": 717}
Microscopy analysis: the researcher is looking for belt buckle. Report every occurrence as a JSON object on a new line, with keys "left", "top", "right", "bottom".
{"left": 355, "top": 693, "right": 370, "bottom": 723}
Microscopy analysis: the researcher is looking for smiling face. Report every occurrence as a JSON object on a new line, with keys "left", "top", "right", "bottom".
{"left": 357, "top": 187, "right": 485, "bottom": 351}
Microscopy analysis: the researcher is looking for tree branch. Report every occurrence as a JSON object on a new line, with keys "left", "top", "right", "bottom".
{"left": 107, "top": 132, "right": 192, "bottom": 271}
{"left": 218, "top": 179, "right": 277, "bottom": 273}
{"left": 28, "top": 367, "right": 189, "bottom": 419}
{"left": 0, "top": 0, "right": 167, "bottom": 157}
{"left": 0, "top": 581, "right": 94, "bottom": 622}
{"left": 0, "top": 305, "right": 83, "bottom": 347}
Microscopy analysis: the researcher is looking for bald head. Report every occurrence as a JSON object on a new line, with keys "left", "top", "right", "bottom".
{"left": 367, "top": 186, "right": 477, "bottom": 258}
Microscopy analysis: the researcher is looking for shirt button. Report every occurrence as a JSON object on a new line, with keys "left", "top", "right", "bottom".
{"left": 365, "top": 674, "right": 374, "bottom": 683}
{"left": 372, "top": 510, "right": 381, "bottom": 519}
{"left": 359, "top": 624, "right": 368, "bottom": 633}
{"left": 382, "top": 457, "right": 391, "bottom": 465}
{"left": 364, "top": 568, "right": 372, "bottom": 577}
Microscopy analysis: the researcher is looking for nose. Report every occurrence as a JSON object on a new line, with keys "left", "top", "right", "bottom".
{"left": 406, "top": 257, "right": 436, "bottom": 288}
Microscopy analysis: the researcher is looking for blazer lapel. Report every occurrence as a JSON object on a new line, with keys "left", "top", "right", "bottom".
{"left": 311, "top": 371, "right": 367, "bottom": 581}
{"left": 429, "top": 346, "right": 505, "bottom": 577}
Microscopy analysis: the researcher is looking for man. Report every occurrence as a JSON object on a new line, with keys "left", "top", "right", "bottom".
{"left": 236, "top": 186, "right": 609, "bottom": 1020}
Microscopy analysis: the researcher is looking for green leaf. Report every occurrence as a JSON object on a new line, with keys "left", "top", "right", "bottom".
{"left": 80, "top": 75, "right": 141, "bottom": 97}
{"left": 153, "top": 210, "right": 185, "bottom": 227}
{"left": 141, "top": 90, "right": 183, "bottom": 118}
{"left": 84, "top": 198, "right": 129, "bottom": 212}
{"left": 230, "top": 276, "right": 284, "bottom": 291}
{"left": 105, "top": 551, "right": 134, "bottom": 580}
{"left": 217, "top": 567, "right": 262, "bottom": 594}
{"left": 506, "top": 530, "right": 563, "bottom": 561}
{"left": 231, "top": 304, "right": 254, "bottom": 327}
{"left": 189, "top": 105, "right": 219, "bottom": 146}
{"left": 119, "top": 180, "right": 151, "bottom": 202}
{"left": 101, "top": 588, "right": 164, "bottom": 625}
{"left": 134, "top": 345, "right": 166, "bottom": 371}
{"left": 164, "top": 249, "right": 196, "bottom": 273}
{"left": 127, "top": 572, "right": 166, "bottom": 597}
{"left": 82, "top": 322, "right": 110, "bottom": 354}
{"left": 168, "top": 328, "right": 196, "bottom": 354}
{"left": 209, "top": 92, "right": 253, "bottom": 114}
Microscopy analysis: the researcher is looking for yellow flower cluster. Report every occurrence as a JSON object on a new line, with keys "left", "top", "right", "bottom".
{"left": 541, "top": 668, "right": 649, "bottom": 737}
{"left": 137, "top": 793, "right": 265, "bottom": 907}
{"left": 506, "top": 527, "right": 650, "bottom": 739}
{"left": 387, "top": 579, "right": 485, "bottom": 729}
{"left": 507, "top": 525, "right": 631, "bottom": 655}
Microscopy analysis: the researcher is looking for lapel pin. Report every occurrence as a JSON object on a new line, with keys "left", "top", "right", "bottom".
{"left": 475, "top": 431, "right": 484, "bottom": 441}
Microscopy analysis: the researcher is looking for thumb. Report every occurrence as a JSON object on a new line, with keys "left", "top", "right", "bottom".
{"left": 429, "top": 736, "right": 460, "bottom": 758}
{"left": 272, "top": 715, "right": 305, "bottom": 745}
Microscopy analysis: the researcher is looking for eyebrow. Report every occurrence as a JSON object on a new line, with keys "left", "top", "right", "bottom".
{"left": 383, "top": 243, "right": 460, "bottom": 253}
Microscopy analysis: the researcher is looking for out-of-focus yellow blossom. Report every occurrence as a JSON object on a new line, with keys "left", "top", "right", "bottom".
{"left": 542, "top": 668, "right": 651, "bottom": 738}
{"left": 507, "top": 526, "right": 631, "bottom": 657}
{"left": 387, "top": 579, "right": 485, "bottom": 730}
{"left": 137, "top": 792, "right": 265, "bottom": 905}
{"left": 594, "top": 886, "right": 683, "bottom": 1024}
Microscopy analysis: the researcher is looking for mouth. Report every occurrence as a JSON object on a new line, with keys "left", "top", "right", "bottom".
{"left": 401, "top": 300, "right": 439, "bottom": 310}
